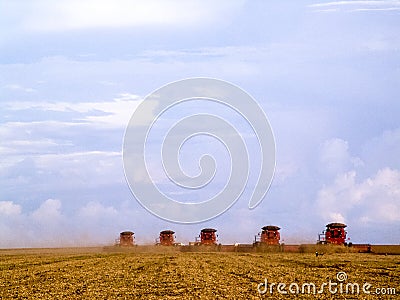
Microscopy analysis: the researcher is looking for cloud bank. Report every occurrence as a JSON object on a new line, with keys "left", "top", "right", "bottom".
{"left": 0, "top": 1, "right": 399, "bottom": 247}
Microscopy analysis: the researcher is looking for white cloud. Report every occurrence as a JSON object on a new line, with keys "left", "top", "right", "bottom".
{"left": 5, "top": 93, "right": 140, "bottom": 112}
{"left": 0, "top": 198, "right": 123, "bottom": 247}
{"left": 317, "top": 168, "right": 400, "bottom": 224}
{"left": 361, "top": 127, "right": 400, "bottom": 173}
{"left": 0, "top": 138, "right": 69, "bottom": 157}
{"left": 328, "top": 212, "right": 346, "bottom": 224}
{"left": 0, "top": 94, "right": 141, "bottom": 172}
{"left": 312, "top": 8, "right": 340, "bottom": 12}
{"left": 319, "top": 138, "right": 363, "bottom": 175}
{"left": 30, "top": 151, "right": 124, "bottom": 189}
{"left": 31, "top": 198, "right": 62, "bottom": 222}
{"left": 273, "top": 162, "right": 299, "bottom": 185}
{"left": 353, "top": 7, "right": 400, "bottom": 11}
{"left": 78, "top": 201, "right": 117, "bottom": 218}
{"left": 309, "top": 0, "right": 400, "bottom": 12}
{"left": 4, "top": 93, "right": 142, "bottom": 128}
{"left": 310, "top": 1, "right": 400, "bottom": 7}
{"left": 2, "top": 84, "right": 36, "bottom": 93}
{"left": 4, "top": 0, "right": 244, "bottom": 33}
{"left": 0, "top": 201, "right": 21, "bottom": 215}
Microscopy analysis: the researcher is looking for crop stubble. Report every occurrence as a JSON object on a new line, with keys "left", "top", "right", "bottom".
{"left": 0, "top": 248, "right": 399, "bottom": 299}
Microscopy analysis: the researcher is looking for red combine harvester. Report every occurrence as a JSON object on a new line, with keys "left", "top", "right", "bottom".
{"left": 254, "top": 225, "right": 281, "bottom": 245}
{"left": 317, "top": 223, "right": 371, "bottom": 252}
{"left": 318, "top": 223, "right": 347, "bottom": 245}
{"left": 109, "top": 223, "right": 386, "bottom": 253}
{"left": 195, "top": 228, "right": 218, "bottom": 245}
{"left": 156, "top": 230, "right": 176, "bottom": 246}
{"left": 118, "top": 231, "right": 135, "bottom": 246}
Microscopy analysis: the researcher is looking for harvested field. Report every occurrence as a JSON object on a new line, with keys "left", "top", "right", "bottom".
{"left": 0, "top": 248, "right": 399, "bottom": 299}
{"left": 371, "top": 245, "right": 400, "bottom": 255}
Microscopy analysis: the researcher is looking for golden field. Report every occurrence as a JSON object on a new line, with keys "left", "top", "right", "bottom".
{"left": 0, "top": 247, "right": 399, "bottom": 299}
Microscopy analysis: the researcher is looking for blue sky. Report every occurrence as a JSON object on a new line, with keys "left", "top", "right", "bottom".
{"left": 1, "top": 0, "right": 399, "bottom": 247}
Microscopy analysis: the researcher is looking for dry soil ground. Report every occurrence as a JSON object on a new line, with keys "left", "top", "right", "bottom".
{"left": 0, "top": 247, "right": 399, "bottom": 299}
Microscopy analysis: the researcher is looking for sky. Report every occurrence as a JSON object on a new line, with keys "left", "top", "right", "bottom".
{"left": 0, "top": 0, "right": 399, "bottom": 247}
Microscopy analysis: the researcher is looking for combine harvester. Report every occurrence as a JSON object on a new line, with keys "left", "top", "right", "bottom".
{"left": 182, "top": 228, "right": 221, "bottom": 252}
{"left": 156, "top": 230, "right": 179, "bottom": 246}
{"left": 107, "top": 223, "right": 400, "bottom": 254}
{"left": 317, "top": 222, "right": 371, "bottom": 253}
